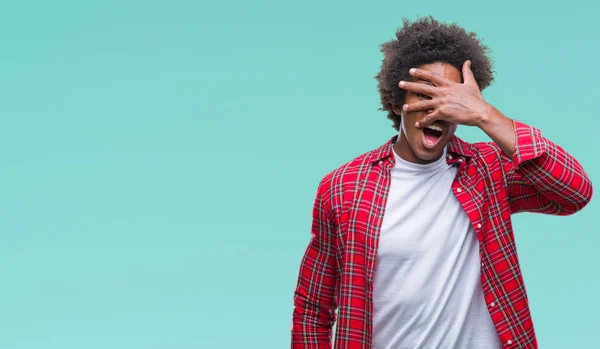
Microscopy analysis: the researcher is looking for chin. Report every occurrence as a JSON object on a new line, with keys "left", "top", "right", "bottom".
{"left": 412, "top": 136, "right": 449, "bottom": 162}
{"left": 415, "top": 148, "right": 445, "bottom": 161}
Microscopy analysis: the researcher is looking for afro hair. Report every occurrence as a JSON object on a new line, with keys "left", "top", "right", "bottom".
{"left": 375, "top": 16, "right": 495, "bottom": 130}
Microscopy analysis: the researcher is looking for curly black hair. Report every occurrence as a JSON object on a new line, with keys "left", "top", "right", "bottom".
{"left": 376, "top": 16, "right": 495, "bottom": 130}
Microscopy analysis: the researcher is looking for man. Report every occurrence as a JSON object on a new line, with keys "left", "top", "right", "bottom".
{"left": 291, "top": 16, "right": 593, "bottom": 349}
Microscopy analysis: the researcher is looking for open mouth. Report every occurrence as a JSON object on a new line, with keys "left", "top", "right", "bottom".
{"left": 422, "top": 124, "right": 444, "bottom": 146}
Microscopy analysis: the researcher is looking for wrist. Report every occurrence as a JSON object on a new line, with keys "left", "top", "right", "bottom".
{"left": 476, "top": 103, "right": 503, "bottom": 130}
{"left": 476, "top": 103, "right": 517, "bottom": 158}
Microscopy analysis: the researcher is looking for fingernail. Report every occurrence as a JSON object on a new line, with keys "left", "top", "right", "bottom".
{"left": 410, "top": 68, "right": 416, "bottom": 74}
{"left": 399, "top": 81, "right": 405, "bottom": 86}
{"left": 415, "top": 122, "right": 420, "bottom": 127}
{"left": 403, "top": 104, "right": 408, "bottom": 110}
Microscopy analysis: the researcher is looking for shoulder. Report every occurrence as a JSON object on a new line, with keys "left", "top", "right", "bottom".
{"left": 452, "top": 139, "right": 512, "bottom": 191}
{"left": 471, "top": 141, "right": 513, "bottom": 171}
{"left": 450, "top": 135, "right": 510, "bottom": 165}
{"left": 319, "top": 148, "right": 376, "bottom": 195}
{"left": 472, "top": 141, "right": 506, "bottom": 161}
{"left": 317, "top": 139, "right": 392, "bottom": 214}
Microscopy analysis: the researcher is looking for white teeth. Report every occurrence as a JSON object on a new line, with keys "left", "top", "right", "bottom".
{"left": 426, "top": 124, "right": 443, "bottom": 132}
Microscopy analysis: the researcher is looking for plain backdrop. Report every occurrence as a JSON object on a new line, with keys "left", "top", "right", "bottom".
{"left": 1, "top": 0, "right": 598, "bottom": 348}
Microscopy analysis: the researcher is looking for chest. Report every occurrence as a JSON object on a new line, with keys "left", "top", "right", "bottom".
{"left": 379, "top": 164, "right": 471, "bottom": 259}
{"left": 335, "top": 159, "right": 497, "bottom": 280}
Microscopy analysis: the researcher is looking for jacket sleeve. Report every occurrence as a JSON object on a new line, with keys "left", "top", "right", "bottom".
{"left": 291, "top": 179, "right": 338, "bottom": 349}
{"left": 503, "top": 120, "right": 593, "bottom": 215}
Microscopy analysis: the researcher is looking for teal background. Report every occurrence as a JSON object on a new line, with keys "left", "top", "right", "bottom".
{"left": 1, "top": 0, "right": 598, "bottom": 348}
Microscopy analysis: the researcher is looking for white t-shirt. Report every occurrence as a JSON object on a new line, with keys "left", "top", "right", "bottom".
{"left": 372, "top": 146, "right": 501, "bottom": 349}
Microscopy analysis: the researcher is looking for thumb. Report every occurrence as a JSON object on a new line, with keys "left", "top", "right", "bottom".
{"left": 462, "top": 60, "right": 478, "bottom": 86}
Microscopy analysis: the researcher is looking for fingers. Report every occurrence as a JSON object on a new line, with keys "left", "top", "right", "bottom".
{"left": 403, "top": 99, "right": 438, "bottom": 112}
{"left": 462, "top": 60, "right": 478, "bottom": 86}
{"left": 414, "top": 111, "right": 441, "bottom": 128}
{"left": 408, "top": 67, "right": 449, "bottom": 86}
{"left": 398, "top": 80, "right": 437, "bottom": 97}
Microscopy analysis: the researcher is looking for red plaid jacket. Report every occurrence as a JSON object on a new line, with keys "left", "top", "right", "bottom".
{"left": 291, "top": 121, "right": 593, "bottom": 349}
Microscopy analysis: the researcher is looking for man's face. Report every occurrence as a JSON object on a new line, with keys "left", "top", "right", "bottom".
{"left": 392, "top": 62, "right": 462, "bottom": 164}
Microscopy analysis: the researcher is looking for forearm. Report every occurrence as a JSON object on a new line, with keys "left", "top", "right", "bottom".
{"left": 292, "top": 249, "right": 337, "bottom": 348}
{"left": 292, "top": 291, "right": 334, "bottom": 348}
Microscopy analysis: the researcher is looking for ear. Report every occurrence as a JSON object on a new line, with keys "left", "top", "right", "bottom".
{"left": 392, "top": 104, "right": 403, "bottom": 116}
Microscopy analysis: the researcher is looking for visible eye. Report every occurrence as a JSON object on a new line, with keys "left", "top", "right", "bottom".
{"left": 415, "top": 93, "right": 431, "bottom": 100}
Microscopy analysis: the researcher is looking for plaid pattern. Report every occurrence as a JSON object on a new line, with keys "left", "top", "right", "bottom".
{"left": 292, "top": 120, "right": 593, "bottom": 349}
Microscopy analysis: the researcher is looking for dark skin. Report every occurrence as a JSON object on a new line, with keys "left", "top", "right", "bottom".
{"left": 392, "top": 60, "right": 516, "bottom": 164}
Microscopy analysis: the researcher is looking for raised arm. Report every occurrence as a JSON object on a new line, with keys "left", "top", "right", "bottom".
{"left": 398, "top": 61, "right": 593, "bottom": 215}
